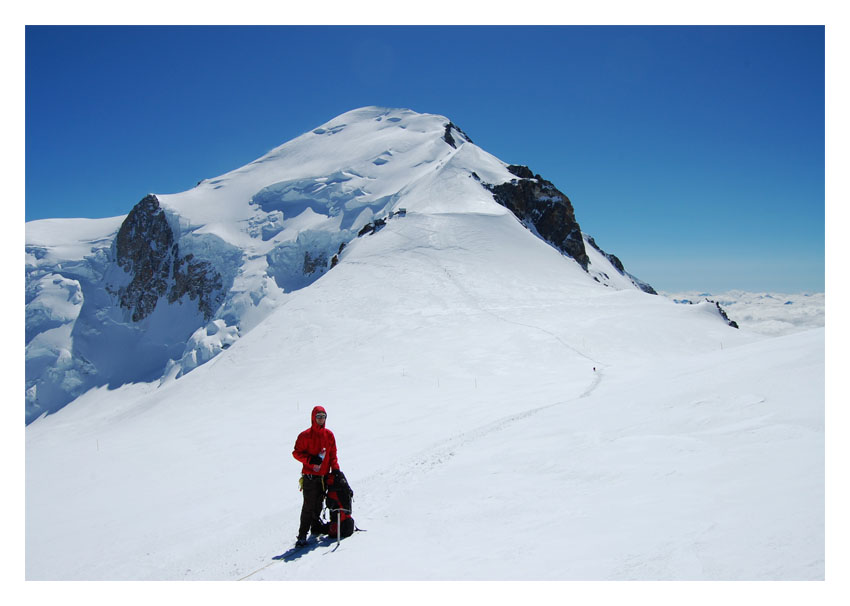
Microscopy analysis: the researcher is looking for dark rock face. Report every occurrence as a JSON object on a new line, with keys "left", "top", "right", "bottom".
{"left": 484, "top": 166, "right": 589, "bottom": 269}
{"left": 303, "top": 250, "right": 328, "bottom": 276}
{"left": 169, "top": 252, "right": 224, "bottom": 321}
{"left": 113, "top": 195, "right": 174, "bottom": 322}
{"left": 357, "top": 217, "right": 388, "bottom": 238}
{"left": 482, "top": 165, "right": 657, "bottom": 294}
{"left": 443, "top": 124, "right": 457, "bottom": 148}
{"left": 112, "top": 194, "right": 224, "bottom": 322}
{"left": 506, "top": 164, "right": 534, "bottom": 179}
{"left": 443, "top": 122, "right": 474, "bottom": 149}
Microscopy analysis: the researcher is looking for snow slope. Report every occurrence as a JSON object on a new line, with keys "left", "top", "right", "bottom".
{"left": 26, "top": 203, "right": 823, "bottom": 580}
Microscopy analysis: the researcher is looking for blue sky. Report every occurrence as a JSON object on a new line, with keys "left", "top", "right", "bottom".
{"left": 25, "top": 25, "right": 824, "bottom": 292}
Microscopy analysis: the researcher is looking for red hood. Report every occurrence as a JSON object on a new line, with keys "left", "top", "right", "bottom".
{"left": 311, "top": 405, "right": 327, "bottom": 431}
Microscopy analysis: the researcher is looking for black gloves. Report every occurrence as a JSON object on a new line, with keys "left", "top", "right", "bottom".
{"left": 308, "top": 455, "right": 323, "bottom": 465}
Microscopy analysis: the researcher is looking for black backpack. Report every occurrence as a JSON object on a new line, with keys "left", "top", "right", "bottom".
{"left": 325, "top": 469, "right": 355, "bottom": 538}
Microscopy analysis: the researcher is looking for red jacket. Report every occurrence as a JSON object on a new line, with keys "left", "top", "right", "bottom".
{"left": 292, "top": 405, "right": 339, "bottom": 476}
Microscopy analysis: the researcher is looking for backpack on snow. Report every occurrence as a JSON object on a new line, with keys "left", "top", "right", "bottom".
{"left": 325, "top": 469, "right": 355, "bottom": 538}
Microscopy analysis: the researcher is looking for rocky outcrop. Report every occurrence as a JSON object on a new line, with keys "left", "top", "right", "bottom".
{"left": 586, "top": 235, "right": 657, "bottom": 295}
{"left": 482, "top": 166, "right": 659, "bottom": 294}
{"left": 113, "top": 195, "right": 173, "bottom": 321}
{"left": 443, "top": 122, "right": 473, "bottom": 149}
{"left": 302, "top": 250, "right": 329, "bottom": 276}
{"left": 112, "top": 194, "right": 224, "bottom": 322}
{"left": 443, "top": 124, "right": 457, "bottom": 148}
{"left": 710, "top": 300, "right": 739, "bottom": 329}
{"left": 586, "top": 235, "right": 624, "bottom": 273}
{"left": 483, "top": 166, "right": 589, "bottom": 269}
{"left": 169, "top": 252, "right": 225, "bottom": 321}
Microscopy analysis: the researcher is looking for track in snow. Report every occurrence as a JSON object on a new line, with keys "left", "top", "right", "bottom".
{"left": 354, "top": 364, "right": 603, "bottom": 517}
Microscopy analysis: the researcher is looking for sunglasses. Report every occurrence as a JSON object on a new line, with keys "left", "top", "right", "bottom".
{"left": 315, "top": 414, "right": 327, "bottom": 419}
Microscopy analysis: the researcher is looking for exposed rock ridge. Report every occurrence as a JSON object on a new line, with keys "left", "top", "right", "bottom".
{"left": 709, "top": 299, "right": 739, "bottom": 329}
{"left": 111, "top": 194, "right": 224, "bottom": 322}
{"left": 586, "top": 235, "right": 658, "bottom": 295}
{"left": 443, "top": 122, "right": 474, "bottom": 148}
{"left": 483, "top": 165, "right": 590, "bottom": 269}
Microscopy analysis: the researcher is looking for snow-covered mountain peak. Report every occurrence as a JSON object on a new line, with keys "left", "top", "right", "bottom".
{"left": 156, "top": 106, "right": 502, "bottom": 244}
{"left": 26, "top": 107, "right": 661, "bottom": 423}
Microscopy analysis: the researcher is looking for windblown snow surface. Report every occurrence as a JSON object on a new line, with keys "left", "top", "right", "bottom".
{"left": 25, "top": 109, "right": 824, "bottom": 593}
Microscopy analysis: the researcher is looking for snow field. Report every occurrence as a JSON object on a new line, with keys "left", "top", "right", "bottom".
{"left": 26, "top": 210, "right": 823, "bottom": 581}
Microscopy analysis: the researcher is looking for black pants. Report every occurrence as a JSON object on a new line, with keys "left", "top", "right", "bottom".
{"left": 298, "top": 475, "right": 327, "bottom": 539}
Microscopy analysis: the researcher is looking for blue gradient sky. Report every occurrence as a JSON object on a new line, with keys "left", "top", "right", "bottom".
{"left": 25, "top": 25, "right": 824, "bottom": 292}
